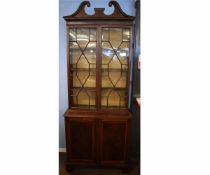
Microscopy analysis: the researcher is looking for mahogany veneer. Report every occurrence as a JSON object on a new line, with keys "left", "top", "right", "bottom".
{"left": 63, "top": 1, "right": 135, "bottom": 173}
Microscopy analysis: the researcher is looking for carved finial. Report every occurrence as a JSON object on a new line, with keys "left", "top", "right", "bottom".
{"left": 108, "top": 0, "right": 131, "bottom": 17}
{"left": 108, "top": 1, "right": 119, "bottom": 7}
{"left": 83, "top": 1, "right": 90, "bottom": 7}
{"left": 63, "top": 1, "right": 91, "bottom": 19}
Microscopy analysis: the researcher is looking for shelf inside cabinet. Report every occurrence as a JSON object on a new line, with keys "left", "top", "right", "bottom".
{"left": 70, "top": 68, "right": 96, "bottom": 71}
{"left": 70, "top": 105, "right": 96, "bottom": 109}
{"left": 71, "top": 87, "right": 96, "bottom": 91}
{"left": 101, "top": 68, "right": 128, "bottom": 72}
{"left": 101, "top": 106, "right": 127, "bottom": 109}
{"left": 101, "top": 87, "right": 127, "bottom": 90}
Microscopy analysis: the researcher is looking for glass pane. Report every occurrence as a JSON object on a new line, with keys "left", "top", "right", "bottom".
{"left": 69, "top": 28, "right": 97, "bottom": 108}
{"left": 122, "top": 64, "right": 128, "bottom": 69}
{"left": 72, "top": 71, "right": 95, "bottom": 87}
{"left": 109, "top": 55, "right": 121, "bottom": 69}
{"left": 110, "top": 72, "right": 127, "bottom": 88}
{"left": 73, "top": 71, "right": 89, "bottom": 87}
{"left": 102, "top": 71, "right": 114, "bottom": 88}
{"left": 101, "top": 89, "right": 126, "bottom": 107}
{"left": 84, "top": 76, "right": 96, "bottom": 87}
{"left": 69, "top": 29, "right": 76, "bottom": 41}
{"left": 102, "top": 64, "right": 109, "bottom": 69}
{"left": 101, "top": 27, "right": 129, "bottom": 109}
{"left": 102, "top": 42, "right": 114, "bottom": 65}
{"left": 102, "top": 28, "right": 109, "bottom": 41}
{"left": 123, "top": 29, "right": 130, "bottom": 41}
{"left": 71, "top": 89, "right": 79, "bottom": 103}
{"left": 84, "top": 42, "right": 96, "bottom": 64}
{"left": 101, "top": 71, "right": 127, "bottom": 88}
{"left": 116, "top": 42, "right": 129, "bottom": 65}
{"left": 72, "top": 72, "right": 83, "bottom": 87}
{"left": 77, "top": 28, "right": 89, "bottom": 50}
{"left": 118, "top": 90, "right": 126, "bottom": 107}
{"left": 84, "top": 70, "right": 96, "bottom": 87}
{"left": 77, "top": 55, "right": 89, "bottom": 69}
{"left": 109, "top": 28, "right": 122, "bottom": 50}
{"left": 101, "top": 89, "right": 112, "bottom": 106}
{"left": 70, "top": 42, "right": 82, "bottom": 64}
{"left": 88, "top": 90, "right": 96, "bottom": 106}
{"left": 90, "top": 63, "right": 96, "bottom": 69}
{"left": 108, "top": 90, "right": 120, "bottom": 106}
{"left": 90, "top": 29, "right": 96, "bottom": 41}
{"left": 109, "top": 71, "right": 121, "bottom": 86}
{"left": 121, "top": 93, "right": 126, "bottom": 106}
{"left": 73, "top": 89, "right": 96, "bottom": 106}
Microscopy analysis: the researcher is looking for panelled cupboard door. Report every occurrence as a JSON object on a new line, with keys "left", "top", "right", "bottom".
{"left": 100, "top": 120, "right": 129, "bottom": 164}
{"left": 65, "top": 118, "right": 96, "bottom": 163}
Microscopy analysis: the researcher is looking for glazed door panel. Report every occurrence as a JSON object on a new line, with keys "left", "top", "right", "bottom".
{"left": 101, "top": 27, "right": 131, "bottom": 109}
{"left": 100, "top": 120, "right": 128, "bottom": 164}
{"left": 66, "top": 118, "right": 95, "bottom": 163}
{"left": 69, "top": 28, "right": 97, "bottom": 109}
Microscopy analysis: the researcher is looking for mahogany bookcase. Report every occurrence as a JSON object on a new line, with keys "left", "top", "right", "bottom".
{"left": 63, "top": 1, "right": 135, "bottom": 172}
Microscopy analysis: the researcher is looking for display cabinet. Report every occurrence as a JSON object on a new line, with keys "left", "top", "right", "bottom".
{"left": 63, "top": 1, "right": 135, "bottom": 172}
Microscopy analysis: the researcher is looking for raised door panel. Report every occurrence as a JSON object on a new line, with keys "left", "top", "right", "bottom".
{"left": 66, "top": 118, "right": 95, "bottom": 163}
{"left": 100, "top": 120, "right": 128, "bottom": 164}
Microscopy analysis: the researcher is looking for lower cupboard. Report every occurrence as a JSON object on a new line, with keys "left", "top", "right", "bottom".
{"left": 64, "top": 109, "right": 132, "bottom": 172}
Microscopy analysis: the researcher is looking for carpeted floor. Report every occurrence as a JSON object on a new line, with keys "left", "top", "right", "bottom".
{"left": 59, "top": 153, "right": 140, "bottom": 175}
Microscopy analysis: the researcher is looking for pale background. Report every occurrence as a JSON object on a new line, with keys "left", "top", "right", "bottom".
{"left": 1, "top": 0, "right": 210, "bottom": 175}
